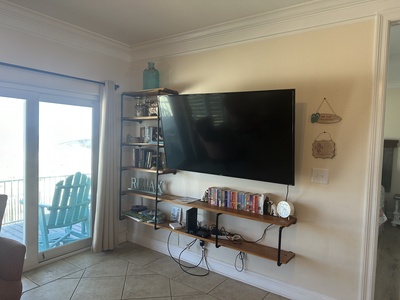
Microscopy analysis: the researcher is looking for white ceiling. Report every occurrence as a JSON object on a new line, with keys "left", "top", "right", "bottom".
{"left": 2, "top": 0, "right": 362, "bottom": 46}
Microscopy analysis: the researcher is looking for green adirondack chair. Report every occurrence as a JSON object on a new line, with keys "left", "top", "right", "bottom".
{"left": 39, "top": 172, "right": 91, "bottom": 250}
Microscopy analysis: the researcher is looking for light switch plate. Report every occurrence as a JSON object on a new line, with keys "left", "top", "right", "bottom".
{"left": 312, "top": 168, "right": 329, "bottom": 184}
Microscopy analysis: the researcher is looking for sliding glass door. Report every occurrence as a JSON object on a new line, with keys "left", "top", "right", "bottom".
{"left": 38, "top": 102, "right": 94, "bottom": 259}
{"left": 0, "top": 86, "right": 99, "bottom": 267}
{"left": 0, "top": 96, "right": 25, "bottom": 247}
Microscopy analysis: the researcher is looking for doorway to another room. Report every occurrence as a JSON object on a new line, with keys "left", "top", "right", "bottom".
{"left": 374, "top": 22, "right": 400, "bottom": 300}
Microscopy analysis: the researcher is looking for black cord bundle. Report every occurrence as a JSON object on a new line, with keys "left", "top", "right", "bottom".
{"left": 211, "top": 224, "right": 274, "bottom": 244}
{"left": 235, "top": 251, "right": 245, "bottom": 272}
{"left": 167, "top": 232, "right": 210, "bottom": 276}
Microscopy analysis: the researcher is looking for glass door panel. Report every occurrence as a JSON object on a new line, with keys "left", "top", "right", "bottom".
{"left": 38, "top": 102, "right": 93, "bottom": 255}
{"left": 0, "top": 97, "right": 25, "bottom": 245}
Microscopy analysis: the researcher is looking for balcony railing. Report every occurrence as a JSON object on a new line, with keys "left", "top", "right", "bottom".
{"left": 0, "top": 175, "right": 71, "bottom": 226}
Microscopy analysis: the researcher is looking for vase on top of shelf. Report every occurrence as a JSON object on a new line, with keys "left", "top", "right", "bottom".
{"left": 143, "top": 62, "right": 159, "bottom": 90}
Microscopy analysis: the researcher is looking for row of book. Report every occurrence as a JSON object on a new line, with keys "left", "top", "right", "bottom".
{"left": 205, "top": 186, "right": 272, "bottom": 215}
{"left": 139, "top": 126, "right": 163, "bottom": 144}
{"left": 132, "top": 148, "right": 166, "bottom": 169}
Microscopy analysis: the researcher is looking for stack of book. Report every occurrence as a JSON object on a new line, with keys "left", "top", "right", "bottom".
{"left": 132, "top": 149, "right": 166, "bottom": 169}
{"left": 206, "top": 186, "right": 272, "bottom": 215}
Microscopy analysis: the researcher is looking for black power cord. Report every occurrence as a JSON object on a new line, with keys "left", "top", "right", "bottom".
{"left": 167, "top": 232, "right": 210, "bottom": 276}
{"left": 235, "top": 251, "right": 245, "bottom": 272}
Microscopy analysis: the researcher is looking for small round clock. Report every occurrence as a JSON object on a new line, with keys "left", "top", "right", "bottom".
{"left": 277, "top": 201, "right": 295, "bottom": 218}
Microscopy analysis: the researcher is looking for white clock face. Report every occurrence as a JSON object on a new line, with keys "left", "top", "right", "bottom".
{"left": 277, "top": 201, "right": 293, "bottom": 218}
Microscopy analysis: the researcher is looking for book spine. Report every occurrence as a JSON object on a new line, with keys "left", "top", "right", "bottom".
{"left": 230, "top": 190, "right": 236, "bottom": 209}
{"left": 204, "top": 186, "right": 270, "bottom": 215}
{"left": 225, "top": 190, "right": 231, "bottom": 208}
{"left": 209, "top": 187, "right": 218, "bottom": 206}
{"left": 140, "top": 126, "right": 145, "bottom": 143}
{"left": 237, "top": 192, "right": 244, "bottom": 210}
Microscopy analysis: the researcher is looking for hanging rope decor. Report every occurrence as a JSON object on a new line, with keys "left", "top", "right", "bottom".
{"left": 312, "top": 131, "right": 336, "bottom": 159}
{"left": 311, "top": 98, "right": 342, "bottom": 124}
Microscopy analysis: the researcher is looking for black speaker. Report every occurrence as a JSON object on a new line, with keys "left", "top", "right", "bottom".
{"left": 185, "top": 207, "right": 198, "bottom": 233}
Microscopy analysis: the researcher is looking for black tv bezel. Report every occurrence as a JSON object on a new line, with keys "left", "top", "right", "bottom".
{"left": 158, "top": 89, "right": 295, "bottom": 186}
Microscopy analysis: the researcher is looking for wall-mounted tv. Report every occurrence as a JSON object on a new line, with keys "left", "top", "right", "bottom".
{"left": 158, "top": 89, "right": 295, "bottom": 185}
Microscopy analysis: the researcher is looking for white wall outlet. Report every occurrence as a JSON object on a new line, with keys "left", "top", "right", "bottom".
{"left": 312, "top": 168, "right": 329, "bottom": 184}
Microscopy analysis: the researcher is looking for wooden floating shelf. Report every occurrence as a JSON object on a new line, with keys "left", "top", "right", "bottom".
{"left": 122, "top": 116, "right": 158, "bottom": 122}
{"left": 121, "top": 190, "right": 181, "bottom": 202}
{"left": 186, "top": 200, "right": 297, "bottom": 227}
{"left": 122, "top": 212, "right": 295, "bottom": 264}
{"left": 122, "top": 142, "right": 164, "bottom": 147}
{"left": 121, "top": 194, "right": 296, "bottom": 228}
{"left": 121, "top": 166, "right": 176, "bottom": 175}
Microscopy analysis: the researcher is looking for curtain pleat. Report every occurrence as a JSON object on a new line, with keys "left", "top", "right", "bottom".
{"left": 92, "top": 80, "right": 119, "bottom": 252}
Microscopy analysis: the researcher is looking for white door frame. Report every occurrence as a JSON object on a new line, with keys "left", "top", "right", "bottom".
{"left": 363, "top": 9, "right": 400, "bottom": 300}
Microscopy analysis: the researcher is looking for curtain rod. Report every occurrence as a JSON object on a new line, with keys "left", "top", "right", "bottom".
{"left": 0, "top": 62, "right": 119, "bottom": 90}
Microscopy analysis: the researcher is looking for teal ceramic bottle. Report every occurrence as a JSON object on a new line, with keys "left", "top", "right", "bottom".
{"left": 143, "top": 62, "right": 159, "bottom": 89}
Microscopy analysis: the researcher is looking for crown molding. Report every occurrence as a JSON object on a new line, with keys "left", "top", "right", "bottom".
{"left": 1, "top": 0, "right": 399, "bottom": 63}
{"left": 131, "top": 0, "right": 400, "bottom": 61}
{"left": 0, "top": 1, "right": 131, "bottom": 61}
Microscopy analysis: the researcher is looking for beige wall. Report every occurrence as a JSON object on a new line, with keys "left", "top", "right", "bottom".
{"left": 130, "top": 20, "right": 375, "bottom": 299}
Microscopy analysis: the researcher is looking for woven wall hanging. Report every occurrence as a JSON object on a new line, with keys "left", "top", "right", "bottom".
{"left": 312, "top": 131, "right": 336, "bottom": 159}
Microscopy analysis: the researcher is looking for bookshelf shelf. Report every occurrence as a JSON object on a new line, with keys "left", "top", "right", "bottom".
{"left": 123, "top": 116, "right": 158, "bottom": 123}
{"left": 119, "top": 88, "right": 178, "bottom": 223}
{"left": 121, "top": 166, "right": 176, "bottom": 174}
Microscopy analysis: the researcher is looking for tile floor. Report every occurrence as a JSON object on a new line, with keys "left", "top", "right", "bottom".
{"left": 374, "top": 221, "right": 400, "bottom": 300}
{"left": 21, "top": 242, "right": 289, "bottom": 300}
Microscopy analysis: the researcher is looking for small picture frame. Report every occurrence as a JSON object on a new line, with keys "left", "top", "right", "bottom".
{"left": 170, "top": 206, "right": 182, "bottom": 223}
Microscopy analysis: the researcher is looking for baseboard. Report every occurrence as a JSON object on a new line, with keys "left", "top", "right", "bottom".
{"left": 128, "top": 234, "right": 334, "bottom": 300}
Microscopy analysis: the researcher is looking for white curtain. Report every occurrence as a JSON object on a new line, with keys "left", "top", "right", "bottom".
{"left": 92, "top": 80, "right": 120, "bottom": 252}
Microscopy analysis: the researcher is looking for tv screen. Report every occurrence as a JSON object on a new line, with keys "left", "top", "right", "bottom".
{"left": 158, "top": 89, "right": 295, "bottom": 185}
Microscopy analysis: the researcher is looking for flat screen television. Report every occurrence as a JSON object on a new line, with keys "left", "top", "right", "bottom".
{"left": 158, "top": 89, "right": 295, "bottom": 185}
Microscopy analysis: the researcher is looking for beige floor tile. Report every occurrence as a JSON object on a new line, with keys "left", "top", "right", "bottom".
{"left": 72, "top": 276, "right": 125, "bottom": 300}
{"left": 21, "top": 276, "right": 38, "bottom": 293}
{"left": 21, "top": 278, "right": 79, "bottom": 300}
{"left": 127, "top": 262, "right": 157, "bottom": 276}
{"left": 209, "top": 278, "right": 267, "bottom": 300}
{"left": 119, "top": 245, "right": 166, "bottom": 266}
{"left": 83, "top": 257, "right": 129, "bottom": 277}
{"left": 170, "top": 279, "right": 206, "bottom": 297}
{"left": 172, "top": 295, "right": 219, "bottom": 300}
{"left": 23, "top": 260, "right": 80, "bottom": 285}
{"left": 173, "top": 268, "right": 227, "bottom": 293}
{"left": 146, "top": 255, "right": 185, "bottom": 278}
{"left": 63, "top": 269, "right": 84, "bottom": 279}
{"left": 111, "top": 241, "right": 139, "bottom": 256}
{"left": 123, "top": 274, "right": 171, "bottom": 299}
{"left": 64, "top": 249, "right": 114, "bottom": 268}
{"left": 263, "top": 293, "right": 290, "bottom": 300}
